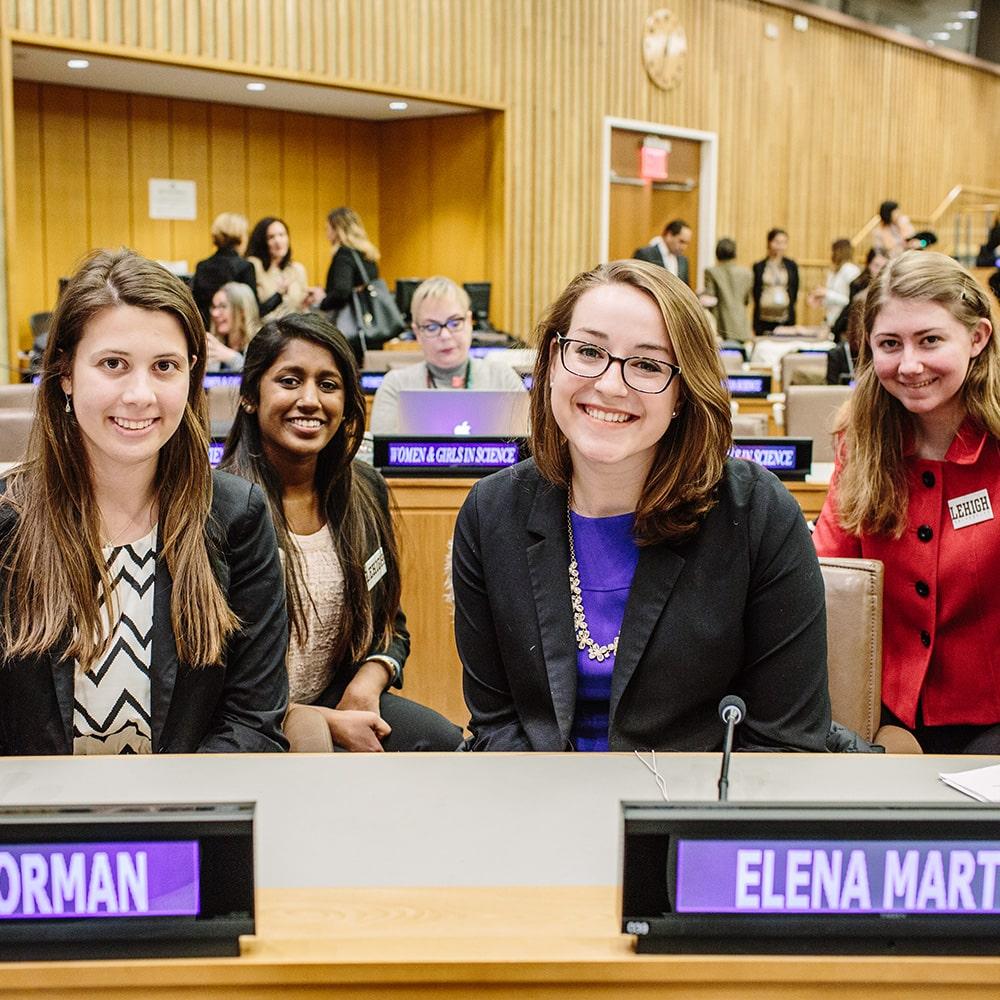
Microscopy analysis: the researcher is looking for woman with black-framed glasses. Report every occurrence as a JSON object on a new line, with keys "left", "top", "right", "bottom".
{"left": 453, "top": 259, "right": 831, "bottom": 752}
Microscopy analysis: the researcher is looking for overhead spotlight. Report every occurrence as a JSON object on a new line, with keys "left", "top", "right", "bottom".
{"left": 957, "top": 9, "right": 978, "bottom": 18}
{"left": 931, "top": 31, "right": 951, "bottom": 40}
{"left": 246, "top": 82, "right": 267, "bottom": 92}
{"left": 945, "top": 21, "right": 964, "bottom": 30}
{"left": 388, "top": 101, "right": 408, "bottom": 111}
{"left": 67, "top": 58, "right": 90, "bottom": 69}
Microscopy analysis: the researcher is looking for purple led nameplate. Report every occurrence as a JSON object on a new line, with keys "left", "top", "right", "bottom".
{"left": 203, "top": 374, "right": 242, "bottom": 389}
{"left": 0, "top": 841, "right": 200, "bottom": 919}
{"left": 729, "top": 444, "right": 798, "bottom": 470}
{"left": 208, "top": 442, "right": 225, "bottom": 468}
{"left": 675, "top": 839, "right": 1000, "bottom": 915}
{"left": 726, "top": 377, "right": 766, "bottom": 395}
{"left": 386, "top": 441, "right": 520, "bottom": 469}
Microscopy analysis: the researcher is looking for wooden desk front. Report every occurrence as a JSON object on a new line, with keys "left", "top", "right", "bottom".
{"left": 389, "top": 475, "right": 831, "bottom": 728}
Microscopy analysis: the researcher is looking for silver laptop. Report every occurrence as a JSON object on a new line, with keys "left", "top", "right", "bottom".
{"left": 396, "top": 389, "right": 530, "bottom": 436}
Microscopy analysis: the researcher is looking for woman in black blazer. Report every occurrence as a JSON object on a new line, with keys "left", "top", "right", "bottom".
{"left": 0, "top": 248, "right": 288, "bottom": 755}
{"left": 453, "top": 259, "right": 830, "bottom": 752}
{"left": 752, "top": 228, "right": 799, "bottom": 335}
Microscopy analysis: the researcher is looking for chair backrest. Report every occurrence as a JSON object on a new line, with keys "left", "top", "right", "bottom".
{"left": 0, "top": 384, "right": 38, "bottom": 410}
{"left": 819, "top": 557, "right": 883, "bottom": 743}
{"left": 0, "top": 410, "right": 34, "bottom": 463}
{"left": 206, "top": 385, "right": 241, "bottom": 425}
{"left": 731, "top": 412, "right": 768, "bottom": 436}
{"left": 784, "top": 384, "right": 853, "bottom": 462}
{"left": 780, "top": 351, "right": 827, "bottom": 389}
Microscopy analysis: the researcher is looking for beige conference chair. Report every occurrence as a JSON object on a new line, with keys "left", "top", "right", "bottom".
{"left": 0, "top": 410, "right": 33, "bottom": 464}
{"left": 784, "top": 384, "right": 853, "bottom": 463}
{"left": 780, "top": 351, "right": 828, "bottom": 389}
{"left": 0, "top": 384, "right": 38, "bottom": 410}
{"left": 819, "top": 556, "right": 921, "bottom": 754}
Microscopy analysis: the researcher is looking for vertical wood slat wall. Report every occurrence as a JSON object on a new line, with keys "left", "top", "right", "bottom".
{"left": 4, "top": 0, "right": 1000, "bottom": 349}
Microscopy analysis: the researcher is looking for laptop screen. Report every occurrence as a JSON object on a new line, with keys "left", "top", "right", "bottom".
{"left": 396, "top": 389, "right": 530, "bottom": 437}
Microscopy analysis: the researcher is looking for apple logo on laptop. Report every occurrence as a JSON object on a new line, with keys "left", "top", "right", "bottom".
{"left": 453, "top": 420, "right": 472, "bottom": 436}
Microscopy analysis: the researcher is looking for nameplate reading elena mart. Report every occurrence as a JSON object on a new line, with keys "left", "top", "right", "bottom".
{"left": 675, "top": 840, "right": 1000, "bottom": 914}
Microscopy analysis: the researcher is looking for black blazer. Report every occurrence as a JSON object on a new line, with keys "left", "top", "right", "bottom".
{"left": 0, "top": 472, "right": 289, "bottom": 754}
{"left": 752, "top": 257, "right": 799, "bottom": 333}
{"left": 633, "top": 244, "right": 690, "bottom": 286}
{"left": 319, "top": 246, "right": 379, "bottom": 313}
{"left": 192, "top": 247, "right": 258, "bottom": 326}
{"left": 453, "top": 459, "right": 830, "bottom": 752}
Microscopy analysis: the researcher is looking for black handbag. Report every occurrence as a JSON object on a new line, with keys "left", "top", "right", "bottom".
{"left": 334, "top": 250, "right": 405, "bottom": 359}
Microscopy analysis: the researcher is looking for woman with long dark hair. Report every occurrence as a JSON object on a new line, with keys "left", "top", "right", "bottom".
{"left": 245, "top": 216, "right": 309, "bottom": 316}
{"left": 222, "top": 312, "right": 461, "bottom": 751}
{"left": 0, "top": 248, "right": 288, "bottom": 754}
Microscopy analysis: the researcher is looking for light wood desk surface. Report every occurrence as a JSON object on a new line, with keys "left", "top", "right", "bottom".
{"left": 0, "top": 753, "right": 996, "bottom": 997}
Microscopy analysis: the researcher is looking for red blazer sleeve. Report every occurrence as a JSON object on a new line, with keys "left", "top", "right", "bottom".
{"left": 812, "top": 452, "right": 863, "bottom": 557}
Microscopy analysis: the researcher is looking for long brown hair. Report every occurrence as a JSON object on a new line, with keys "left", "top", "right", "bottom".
{"left": 221, "top": 313, "right": 401, "bottom": 667}
{"left": 835, "top": 250, "right": 1000, "bottom": 537}
{"left": 530, "top": 259, "right": 732, "bottom": 545}
{"left": 0, "top": 248, "right": 238, "bottom": 669}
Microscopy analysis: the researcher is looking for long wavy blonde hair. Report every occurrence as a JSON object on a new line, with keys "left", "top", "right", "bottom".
{"left": 327, "top": 206, "right": 380, "bottom": 263}
{"left": 835, "top": 250, "right": 1000, "bottom": 537}
{"left": 1, "top": 248, "right": 239, "bottom": 670}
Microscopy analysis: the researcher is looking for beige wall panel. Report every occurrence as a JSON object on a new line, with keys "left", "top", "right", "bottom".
{"left": 167, "top": 97, "right": 210, "bottom": 269}
{"left": 39, "top": 84, "right": 88, "bottom": 294}
{"left": 11, "top": 81, "right": 45, "bottom": 346}
{"left": 85, "top": 88, "right": 131, "bottom": 254}
{"left": 5, "top": 0, "right": 1000, "bottom": 342}
{"left": 127, "top": 93, "right": 171, "bottom": 259}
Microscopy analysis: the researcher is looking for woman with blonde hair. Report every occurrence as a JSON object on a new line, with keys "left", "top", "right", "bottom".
{"left": 207, "top": 280, "right": 260, "bottom": 371}
{"left": 814, "top": 250, "right": 1000, "bottom": 753}
{"left": 454, "top": 259, "right": 830, "bottom": 751}
{"left": 0, "top": 248, "right": 288, "bottom": 754}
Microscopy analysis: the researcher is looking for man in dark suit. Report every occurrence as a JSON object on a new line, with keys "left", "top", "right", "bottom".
{"left": 633, "top": 218, "right": 692, "bottom": 286}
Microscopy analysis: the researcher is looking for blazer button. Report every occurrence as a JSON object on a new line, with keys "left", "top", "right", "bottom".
{"left": 915, "top": 580, "right": 930, "bottom": 598}
{"left": 917, "top": 525, "right": 933, "bottom": 542}
{"left": 920, "top": 630, "right": 931, "bottom": 647}
{"left": 922, "top": 471, "right": 935, "bottom": 488}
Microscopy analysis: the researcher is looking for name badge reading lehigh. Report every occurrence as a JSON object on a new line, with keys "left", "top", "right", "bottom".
{"left": 365, "top": 547, "right": 386, "bottom": 591}
{"left": 948, "top": 488, "right": 994, "bottom": 530}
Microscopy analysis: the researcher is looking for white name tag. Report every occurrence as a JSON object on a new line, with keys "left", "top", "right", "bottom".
{"left": 364, "top": 546, "right": 387, "bottom": 591}
{"left": 947, "top": 488, "right": 994, "bottom": 530}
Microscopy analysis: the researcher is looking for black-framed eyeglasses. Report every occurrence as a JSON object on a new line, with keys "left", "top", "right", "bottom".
{"left": 415, "top": 315, "right": 466, "bottom": 337}
{"left": 555, "top": 335, "right": 681, "bottom": 394}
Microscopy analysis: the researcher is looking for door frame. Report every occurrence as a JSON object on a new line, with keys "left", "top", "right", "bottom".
{"left": 599, "top": 117, "right": 718, "bottom": 289}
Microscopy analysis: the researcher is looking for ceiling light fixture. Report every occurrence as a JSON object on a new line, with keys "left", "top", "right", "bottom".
{"left": 931, "top": 31, "right": 951, "bottom": 40}
{"left": 67, "top": 58, "right": 90, "bottom": 69}
{"left": 246, "top": 82, "right": 267, "bottom": 92}
{"left": 945, "top": 21, "right": 964, "bottom": 30}
{"left": 388, "top": 101, "right": 408, "bottom": 111}
{"left": 957, "top": 10, "right": 978, "bottom": 19}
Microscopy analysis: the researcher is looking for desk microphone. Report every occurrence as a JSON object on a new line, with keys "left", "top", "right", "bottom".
{"left": 717, "top": 694, "right": 746, "bottom": 802}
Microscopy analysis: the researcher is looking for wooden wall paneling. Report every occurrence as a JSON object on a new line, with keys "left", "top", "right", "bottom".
{"left": 484, "top": 109, "right": 505, "bottom": 330}
{"left": 344, "top": 118, "right": 379, "bottom": 253}
{"left": 39, "top": 84, "right": 88, "bottom": 297}
{"left": 127, "top": 93, "right": 170, "bottom": 259}
{"left": 11, "top": 81, "right": 44, "bottom": 349}
{"left": 167, "top": 97, "right": 209, "bottom": 270}
{"left": 310, "top": 113, "right": 346, "bottom": 285}
{"left": 85, "top": 89, "right": 131, "bottom": 255}
{"left": 245, "top": 105, "right": 283, "bottom": 226}
{"left": 206, "top": 101, "right": 246, "bottom": 224}
{"left": 280, "top": 111, "right": 317, "bottom": 285}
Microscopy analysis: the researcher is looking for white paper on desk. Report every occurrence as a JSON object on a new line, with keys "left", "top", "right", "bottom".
{"left": 939, "top": 763, "right": 1000, "bottom": 802}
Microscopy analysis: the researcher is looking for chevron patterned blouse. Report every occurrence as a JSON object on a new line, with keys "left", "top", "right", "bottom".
{"left": 73, "top": 527, "right": 156, "bottom": 755}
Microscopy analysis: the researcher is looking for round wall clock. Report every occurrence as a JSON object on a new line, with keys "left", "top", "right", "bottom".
{"left": 643, "top": 8, "right": 687, "bottom": 91}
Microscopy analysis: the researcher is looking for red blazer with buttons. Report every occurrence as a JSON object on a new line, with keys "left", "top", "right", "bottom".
{"left": 813, "top": 420, "right": 1000, "bottom": 728}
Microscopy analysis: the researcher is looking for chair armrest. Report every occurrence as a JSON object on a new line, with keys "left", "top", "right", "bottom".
{"left": 874, "top": 724, "right": 923, "bottom": 755}
{"left": 284, "top": 704, "right": 334, "bottom": 753}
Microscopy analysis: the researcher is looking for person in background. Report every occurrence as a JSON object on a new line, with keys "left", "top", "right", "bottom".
{"left": 454, "top": 259, "right": 830, "bottom": 751}
{"left": 0, "top": 248, "right": 289, "bottom": 754}
{"left": 872, "top": 200, "right": 915, "bottom": 258}
{"left": 246, "top": 216, "right": 309, "bottom": 316}
{"left": 831, "top": 247, "right": 887, "bottom": 342}
{"left": 221, "top": 313, "right": 462, "bottom": 751}
{"left": 193, "top": 213, "right": 266, "bottom": 326}
{"left": 207, "top": 281, "right": 260, "bottom": 372}
{"left": 826, "top": 293, "right": 865, "bottom": 386}
{"left": 814, "top": 251, "right": 1000, "bottom": 754}
{"left": 633, "top": 219, "right": 692, "bottom": 287}
{"left": 369, "top": 276, "right": 525, "bottom": 434}
{"left": 702, "top": 238, "right": 752, "bottom": 342}
{"left": 752, "top": 228, "right": 799, "bottom": 335}
{"left": 809, "top": 238, "right": 861, "bottom": 329}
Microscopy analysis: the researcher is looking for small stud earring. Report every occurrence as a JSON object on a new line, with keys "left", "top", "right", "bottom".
{"left": 64, "top": 393, "right": 72, "bottom": 414}
{"left": 671, "top": 409, "right": 679, "bottom": 418}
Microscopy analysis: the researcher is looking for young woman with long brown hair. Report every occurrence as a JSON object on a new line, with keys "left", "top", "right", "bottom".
{"left": 221, "top": 312, "right": 461, "bottom": 751}
{"left": 0, "top": 248, "right": 289, "bottom": 754}
{"left": 814, "top": 251, "right": 1000, "bottom": 753}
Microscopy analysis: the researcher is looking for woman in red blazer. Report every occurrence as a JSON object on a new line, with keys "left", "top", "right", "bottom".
{"left": 813, "top": 251, "right": 1000, "bottom": 753}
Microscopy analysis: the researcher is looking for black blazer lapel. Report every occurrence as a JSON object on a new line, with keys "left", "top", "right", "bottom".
{"left": 150, "top": 555, "right": 178, "bottom": 751}
{"left": 610, "top": 543, "right": 685, "bottom": 720}
{"left": 525, "top": 481, "right": 577, "bottom": 749}
{"left": 48, "top": 649, "right": 75, "bottom": 751}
